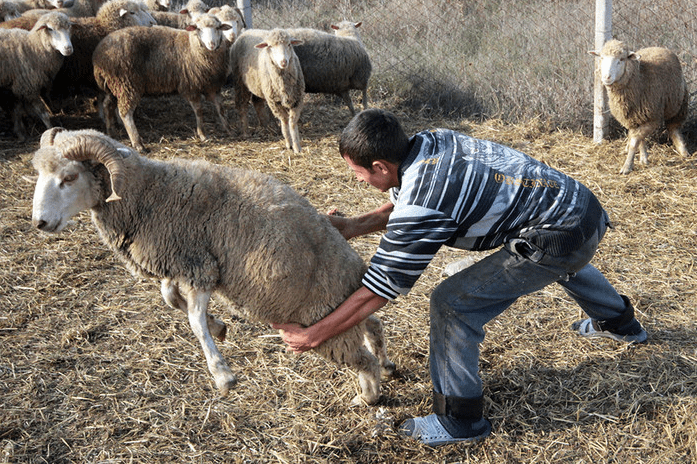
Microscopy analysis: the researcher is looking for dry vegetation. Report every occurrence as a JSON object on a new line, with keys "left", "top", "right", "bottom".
{"left": 1, "top": 92, "right": 696, "bottom": 463}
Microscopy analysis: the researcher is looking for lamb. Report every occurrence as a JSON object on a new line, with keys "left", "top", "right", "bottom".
{"left": 229, "top": 28, "right": 305, "bottom": 153}
{"left": 287, "top": 21, "right": 371, "bottom": 115}
{"left": 31, "top": 127, "right": 396, "bottom": 405}
{"left": 590, "top": 39, "right": 691, "bottom": 174}
{"left": 0, "top": 11, "right": 72, "bottom": 140}
{"left": 150, "top": 0, "right": 207, "bottom": 29}
{"left": 45, "top": 0, "right": 156, "bottom": 106}
{"left": 208, "top": 4, "right": 244, "bottom": 43}
{"left": 93, "top": 13, "right": 232, "bottom": 151}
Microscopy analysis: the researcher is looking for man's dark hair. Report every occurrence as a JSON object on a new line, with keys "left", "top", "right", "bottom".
{"left": 339, "top": 109, "right": 410, "bottom": 169}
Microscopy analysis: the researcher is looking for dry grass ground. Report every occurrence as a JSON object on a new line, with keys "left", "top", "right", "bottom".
{"left": 1, "top": 92, "right": 696, "bottom": 463}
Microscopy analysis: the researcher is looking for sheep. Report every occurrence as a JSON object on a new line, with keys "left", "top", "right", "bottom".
{"left": 285, "top": 21, "right": 371, "bottom": 115}
{"left": 0, "top": 0, "right": 21, "bottom": 21}
{"left": 208, "top": 4, "right": 243, "bottom": 43}
{"left": 229, "top": 28, "right": 305, "bottom": 153}
{"left": 0, "top": 12, "right": 72, "bottom": 140}
{"left": 31, "top": 127, "right": 396, "bottom": 405}
{"left": 150, "top": 0, "right": 207, "bottom": 29}
{"left": 12, "top": 0, "right": 68, "bottom": 13}
{"left": 93, "top": 13, "right": 232, "bottom": 151}
{"left": 144, "top": 0, "right": 168, "bottom": 12}
{"left": 44, "top": 0, "right": 156, "bottom": 107}
{"left": 12, "top": 0, "right": 106, "bottom": 22}
{"left": 590, "top": 39, "right": 691, "bottom": 174}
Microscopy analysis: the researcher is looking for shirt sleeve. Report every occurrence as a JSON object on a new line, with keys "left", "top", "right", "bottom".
{"left": 361, "top": 204, "right": 460, "bottom": 300}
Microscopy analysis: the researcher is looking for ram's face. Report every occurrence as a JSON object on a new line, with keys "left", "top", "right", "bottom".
{"left": 31, "top": 151, "right": 98, "bottom": 233}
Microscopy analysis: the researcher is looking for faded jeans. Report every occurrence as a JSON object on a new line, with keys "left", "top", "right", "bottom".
{"left": 429, "top": 218, "right": 630, "bottom": 399}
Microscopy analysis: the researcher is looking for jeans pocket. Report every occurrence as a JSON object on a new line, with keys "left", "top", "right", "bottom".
{"left": 506, "top": 238, "right": 545, "bottom": 263}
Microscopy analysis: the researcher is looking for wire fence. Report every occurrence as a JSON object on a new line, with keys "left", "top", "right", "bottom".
{"left": 216, "top": 0, "right": 697, "bottom": 133}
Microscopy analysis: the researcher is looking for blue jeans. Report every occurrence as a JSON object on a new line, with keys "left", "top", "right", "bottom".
{"left": 429, "top": 219, "right": 630, "bottom": 400}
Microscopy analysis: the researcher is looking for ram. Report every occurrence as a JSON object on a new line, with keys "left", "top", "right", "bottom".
{"left": 31, "top": 127, "right": 395, "bottom": 405}
{"left": 590, "top": 39, "right": 691, "bottom": 174}
{"left": 93, "top": 13, "right": 232, "bottom": 151}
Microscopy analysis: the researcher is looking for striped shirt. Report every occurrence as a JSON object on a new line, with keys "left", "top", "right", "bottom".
{"left": 362, "top": 129, "right": 602, "bottom": 300}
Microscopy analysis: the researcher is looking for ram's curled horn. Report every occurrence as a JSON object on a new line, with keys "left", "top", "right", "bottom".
{"left": 57, "top": 134, "right": 126, "bottom": 202}
{"left": 40, "top": 127, "right": 66, "bottom": 148}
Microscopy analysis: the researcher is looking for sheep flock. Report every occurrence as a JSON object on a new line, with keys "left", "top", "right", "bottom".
{"left": 1, "top": 0, "right": 695, "bottom": 407}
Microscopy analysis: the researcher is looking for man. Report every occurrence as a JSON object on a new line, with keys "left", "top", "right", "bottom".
{"left": 272, "top": 109, "right": 647, "bottom": 446}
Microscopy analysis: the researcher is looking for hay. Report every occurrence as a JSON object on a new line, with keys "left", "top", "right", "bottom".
{"left": 1, "top": 93, "right": 695, "bottom": 462}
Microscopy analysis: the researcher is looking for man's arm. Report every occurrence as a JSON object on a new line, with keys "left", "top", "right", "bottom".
{"left": 327, "top": 201, "right": 394, "bottom": 240}
{"left": 271, "top": 286, "right": 388, "bottom": 353}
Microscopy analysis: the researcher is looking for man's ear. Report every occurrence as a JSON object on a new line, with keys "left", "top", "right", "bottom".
{"left": 371, "top": 160, "right": 391, "bottom": 174}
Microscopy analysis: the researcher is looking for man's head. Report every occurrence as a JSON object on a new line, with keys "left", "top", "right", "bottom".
{"left": 339, "top": 109, "right": 410, "bottom": 169}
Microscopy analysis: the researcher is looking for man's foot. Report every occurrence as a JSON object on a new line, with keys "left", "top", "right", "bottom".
{"left": 398, "top": 414, "right": 491, "bottom": 446}
{"left": 572, "top": 318, "right": 647, "bottom": 343}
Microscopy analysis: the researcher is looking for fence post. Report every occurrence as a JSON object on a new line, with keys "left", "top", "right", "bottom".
{"left": 236, "top": 0, "right": 252, "bottom": 28}
{"left": 593, "top": 0, "right": 612, "bottom": 143}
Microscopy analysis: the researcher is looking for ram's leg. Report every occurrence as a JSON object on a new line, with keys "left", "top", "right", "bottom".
{"left": 11, "top": 103, "right": 27, "bottom": 142}
{"left": 363, "top": 315, "right": 396, "bottom": 380}
{"left": 667, "top": 123, "right": 690, "bottom": 158}
{"left": 160, "top": 279, "right": 227, "bottom": 342}
{"left": 252, "top": 96, "right": 269, "bottom": 128}
{"left": 362, "top": 87, "right": 369, "bottom": 111}
{"left": 187, "top": 95, "right": 207, "bottom": 142}
{"left": 287, "top": 105, "right": 303, "bottom": 153}
{"left": 186, "top": 288, "right": 237, "bottom": 395}
{"left": 320, "top": 332, "right": 381, "bottom": 406}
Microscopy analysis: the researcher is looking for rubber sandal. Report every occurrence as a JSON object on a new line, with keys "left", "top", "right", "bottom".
{"left": 572, "top": 318, "right": 647, "bottom": 343}
{"left": 398, "top": 414, "right": 491, "bottom": 446}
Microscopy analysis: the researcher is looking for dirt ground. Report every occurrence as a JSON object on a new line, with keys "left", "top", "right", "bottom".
{"left": 1, "top": 91, "right": 696, "bottom": 463}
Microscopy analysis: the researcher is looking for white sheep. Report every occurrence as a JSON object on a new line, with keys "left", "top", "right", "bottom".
{"left": 286, "top": 20, "right": 371, "bottom": 115}
{"left": 12, "top": 0, "right": 69, "bottom": 13}
{"left": 229, "top": 28, "right": 305, "bottom": 153}
{"left": 0, "top": 11, "right": 72, "bottom": 140}
{"left": 590, "top": 39, "right": 691, "bottom": 174}
{"left": 31, "top": 127, "right": 396, "bottom": 405}
{"left": 208, "top": 4, "right": 244, "bottom": 43}
{"left": 150, "top": 0, "right": 207, "bottom": 29}
{"left": 93, "top": 13, "right": 232, "bottom": 151}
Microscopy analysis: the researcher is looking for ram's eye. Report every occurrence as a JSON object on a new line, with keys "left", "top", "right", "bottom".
{"left": 61, "top": 173, "right": 78, "bottom": 186}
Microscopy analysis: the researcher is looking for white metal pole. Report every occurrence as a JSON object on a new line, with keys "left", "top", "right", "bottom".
{"left": 237, "top": 0, "right": 252, "bottom": 29}
{"left": 593, "top": 0, "right": 612, "bottom": 143}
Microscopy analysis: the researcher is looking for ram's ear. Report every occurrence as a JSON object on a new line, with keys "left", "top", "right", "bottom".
{"left": 588, "top": 50, "right": 600, "bottom": 57}
{"left": 628, "top": 52, "right": 640, "bottom": 61}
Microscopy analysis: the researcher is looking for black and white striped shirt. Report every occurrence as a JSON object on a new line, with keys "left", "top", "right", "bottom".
{"left": 362, "top": 129, "right": 602, "bottom": 300}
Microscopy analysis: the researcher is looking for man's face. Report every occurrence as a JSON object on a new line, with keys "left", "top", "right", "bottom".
{"left": 343, "top": 155, "right": 398, "bottom": 193}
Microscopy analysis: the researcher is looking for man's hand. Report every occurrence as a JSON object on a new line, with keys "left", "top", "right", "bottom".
{"left": 271, "top": 322, "right": 315, "bottom": 353}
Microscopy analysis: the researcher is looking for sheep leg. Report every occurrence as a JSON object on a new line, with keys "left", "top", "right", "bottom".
{"left": 102, "top": 94, "right": 118, "bottom": 137}
{"left": 208, "top": 91, "right": 232, "bottom": 136}
{"left": 120, "top": 107, "right": 145, "bottom": 152}
{"left": 361, "top": 88, "right": 369, "bottom": 111}
{"left": 667, "top": 123, "right": 690, "bottom": 158}
{"left": 11, "top": 104, "right": 27, "bottom": 142}
{"left": 621, "top": 124, "right": 656, "bottom": 174}
{"left": 340, "top": 90, "right": 356, "bottom": 116}
{"left": 160, "top": 279, "right": 227, "bottom": 342}
{"left": 29, "top": 98, "right": 52, "bottom": 130}
{"left": 363, "top": 315, "right": 396, "bottom": 380}
{"left": 186, "top": 95, "right": 208, "bottom": 142}
{"left": 234, "top": 89, "right": 251, "bottom": 137}
{"left": 252, "top": 97, "right": 270, "bottom": 128}
{"left": 288, "top": 106, "right": 302, "bottom": 153}
{"left": 185, "top": 288, "right": 237, "bottom": 396}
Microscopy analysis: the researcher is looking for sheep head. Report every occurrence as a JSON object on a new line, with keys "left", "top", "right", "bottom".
{"left": 589, "top": 39, "right": 638, "bottom": 87}
{"left": 186, "top": 13, "right": 230, "bottom": 51}
{"left": 255, "top": 29, "right": 302, "bottom": 70}
{"left": 33, "top": 11, "right": 73, "bottom": 56}
{"left": 32, "top": 129, "right": 131, "bottom": 232}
